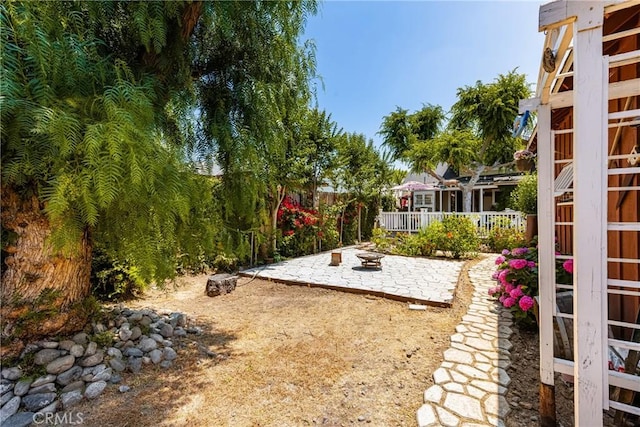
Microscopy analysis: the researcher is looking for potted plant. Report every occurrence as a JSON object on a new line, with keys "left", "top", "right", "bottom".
{"left": 514, "top": 149, "right": 536, "bottom": 172}
{"left": 510, "top": 173, "right": 538, "bottom": 242}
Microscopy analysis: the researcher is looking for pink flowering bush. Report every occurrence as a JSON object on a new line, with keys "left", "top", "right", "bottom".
{"left": 491, "top": 242, "right": 575, "bottom": 328}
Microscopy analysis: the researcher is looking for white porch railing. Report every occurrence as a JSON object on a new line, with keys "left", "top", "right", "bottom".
{"left": 377, "top": 211, "right": 525, "bottom": 237}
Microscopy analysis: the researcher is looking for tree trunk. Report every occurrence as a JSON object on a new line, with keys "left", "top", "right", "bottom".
{"left": 461, "top": 186, "right": 473, "bottom": 212}
{"left": 1, "top": 186, "right": 92, "bottom": 358}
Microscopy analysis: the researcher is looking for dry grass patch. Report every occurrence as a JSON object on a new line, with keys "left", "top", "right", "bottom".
{"left": 72, "top": 258, "right": 478, "bottom": 426}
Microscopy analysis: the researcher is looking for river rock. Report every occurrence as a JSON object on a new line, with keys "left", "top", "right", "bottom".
{"left": 46, "top": 355, "right": 75, "bottom": 374}
{"left": 0, "top": 381, "right": 13, "bottom": 395}
{"left": 61, "top": 381, "right": 85, "bottom": 394}
{"left": 84, "top": 381, "right": 107, "bottom": 399}
{"left": 118, "top": 385, "right": 130, "bottom": 393}
{"left": 56, "top": 366, "right": 82, "bottom": 386}
{"left": 13, "top": 379, "right": 32, "bottom": 397}
{"left": 58, "top": 340, "right": 76, "bottom": 351}
{"left": 1, "top": 391, "right": 14, "bottom": 406}
{"left": 129, "top": 326, "right": 142, "bottom": 341}
{"left": 30, "top": 375, "right": 56, "bottom": 388}
{"left": 1, "top": 411, "right": 34, "bottom": 427}
{"left": 174, "top": 328, "right": 187, "bottom": 337}
{"left": 159, "top": 360, "right": 172, "bottom": 369}
{"left": 22, "top": 393, "right": 56, "bottom": 412}
{"left": 72, "top": 332, "right": 88, "bottom": 345}
{"left": 34, "top": 349, "right": 62, "bottom": 365}
{"left": 27, "top": 383, "right": 56, "bottom": 395}
{"left": 80, "top": 350, "right": 104, "bottom": 367}
{"left": 159, "top": 323, "right": 174, "bottom": 338}
{"left": 1, "top": 367, "right": 22, "bottom": 381}
{"left": 35, "top": 400, "right": 58, "bottom": 415}
{"left": 149, "top": 333, "right": 164, "bottom": 343}
{"left": 118, "top": 328, "right": 133, "bottom": 341}
{"left": 84, "top": 341, "right": 98, "bottom": 357}
{"left": 107, "top": 347, "right": 122, "bottom": 359}
{"left": 40, "top": 341, "right": 59, "bottom": 349}
{"left": 124, "top": 348, "right": 143, "bottom": 358}
{"left": 149, "top": 349, "right": 163, "bottom": 364}
{"left": 60, "top": 389, "right": 83, "bottom": 409}
{"left": 109, "top": 358, "right": 126, "bottom": 373}
{"left": 91, "top": 367, "right": 112, "bottom": 382}
{"left": 128, "top": 357, "right": 142, "bottom": 374}
{"left": 138, "top": 338, "right": 157, "bottom": 353}
{"left": 0, "top": 396, "right": 21, "bottom": 424}
{"left": 163, "top": 347, "right": 177, "bottom": 361}
{"left": 69, "top": 344, "right": 85, "bottom": 358}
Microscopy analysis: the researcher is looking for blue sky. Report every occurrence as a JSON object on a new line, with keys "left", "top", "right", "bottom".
{"left": 303, "top": 0, "right": 545, "bottom": 151}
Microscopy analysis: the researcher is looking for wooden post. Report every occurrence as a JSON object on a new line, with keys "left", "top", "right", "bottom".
{"left": 537, "top": 103, "right": 557, "bottom": 425}
{"left": 572, "top": 3, "right": 607, "bottom": 424}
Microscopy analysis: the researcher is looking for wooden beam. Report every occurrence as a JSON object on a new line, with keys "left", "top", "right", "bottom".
{"left": 542, "top": 23, "right": 575, "bottom": 104}
{"left": 572, "top": 1, "right": 607, "bottom": 423}
{"left": 548, "top": 78, "right": 640, "bottom": 108}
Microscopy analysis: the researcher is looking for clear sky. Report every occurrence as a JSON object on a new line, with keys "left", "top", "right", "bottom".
{"left": 303, "top": 0, "right": 545, "bottom": 151}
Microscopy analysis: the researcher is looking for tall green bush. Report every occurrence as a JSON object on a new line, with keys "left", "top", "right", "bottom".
{"left": 510, "top": 173, "right": 538, "bottom": 214}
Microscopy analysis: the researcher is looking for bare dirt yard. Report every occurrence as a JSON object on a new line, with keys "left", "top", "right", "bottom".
{"left": 71, "top": 261, "right": 476, "bottom": 427}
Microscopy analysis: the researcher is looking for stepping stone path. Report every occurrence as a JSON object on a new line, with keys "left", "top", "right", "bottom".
{"left": 417, "top": 256, "right": 514, "bottom": 427}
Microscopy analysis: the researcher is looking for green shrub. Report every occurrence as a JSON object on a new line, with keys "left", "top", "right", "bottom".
{"left": 91, "top": 249, "right": 147, "bottom": 301}
{"left": 372, "top": 227, "right": 392, "bottom": 252}
{"left": 487, "top": 218, "right": 527, "bottom": 252}
{"left": 510, "top": 173, "right": 537, "bottom": 214}
{"left": 212, "top": 254, "right": 239, "bottom": 273}
{"left": 433, "top": 215, "right": 480, "bottom": 259}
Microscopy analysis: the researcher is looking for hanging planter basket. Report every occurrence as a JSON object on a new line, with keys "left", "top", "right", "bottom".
{"left": 516, "top": 158, "right": 535, "bottom": 172}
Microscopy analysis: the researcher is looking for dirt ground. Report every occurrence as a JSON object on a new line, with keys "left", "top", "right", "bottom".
{"left": 69, "top": 256, "right": 625, "bottom": 427}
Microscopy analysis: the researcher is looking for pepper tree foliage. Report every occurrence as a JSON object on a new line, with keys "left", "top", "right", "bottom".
{"left": 1, "top": 1, "right": 318, "bottom": 283}
{"left": 380, "top": 71, "right": 531, "bottom": 212}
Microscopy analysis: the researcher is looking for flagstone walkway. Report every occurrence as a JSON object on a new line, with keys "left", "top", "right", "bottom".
{"left": 417, "top": 255, "right": 513, "bottom": 427}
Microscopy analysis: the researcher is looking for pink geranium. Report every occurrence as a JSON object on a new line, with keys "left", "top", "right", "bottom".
{"left": 519, "top": 295, "right": 535, "bottom": 311}
{"left": 563, "top": 259, "right": 574, "bottom": 274}
{"left": 498, "top": 269, "right": 509, "bottom": 285}
{"left": 510, "top": 286, "right": 524, "bottom": 299}
{"left": 503, "top": 297, "right": 517, "bottom": 308}
{"left": 505, "top": 283, "right": 515, "bottom": 293}
{"left": 508, "top": 259, "right": 528, "bottom": 270}
{"left": 495, "top": 255, "right": 506, "bottom": 265}
{"left": 527, "top": 261, "right": 536, "bottom": 268}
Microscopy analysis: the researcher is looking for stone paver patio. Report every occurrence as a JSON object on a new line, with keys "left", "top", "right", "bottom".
{"left": 240, "top": 247, "right": 465, "bottom": 306}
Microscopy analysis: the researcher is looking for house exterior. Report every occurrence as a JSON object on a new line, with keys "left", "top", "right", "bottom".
{"left": 522, "top": 1, "right": 640, "bottom": 424}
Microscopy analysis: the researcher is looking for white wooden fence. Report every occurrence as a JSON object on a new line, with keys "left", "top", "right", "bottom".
{"left": 377, "top": 211, "right": 525, "bottom": 237}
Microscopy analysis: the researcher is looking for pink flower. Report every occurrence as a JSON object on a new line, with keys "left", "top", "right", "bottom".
{"left": 509, "top": 259, "right": 528, "bottom": 270}
{"left": 503, "top": 297, "right": 517, "bottom": 308}
{"left": 495, "top": 256, "right": 506, "bottom": 265}
{"left": 488, "top": 286, "right": 499, "bottom": 296}
{"left": 512, "top": 247, "right": 529, "bottom": 256}
{"left": 501, "top": 249, "right": 510, "bottom": 256}
{"left": 563, "top": 259, "right": 573, "bottom": 274}
{"left": 491, "top": 271, "right": 499, "bottom": 280}
{"left": 499, "top": 295, "right": 506, "bottom": 303}
{"left": 527, "top": 261, "right": 536, "bottom": 268}
{"left": 498, "top": 269, "right": 509, "bottom": 285}
{"left": 555, "top": 251, "right": 561, "bottom": 256}
{"left": 519, "top": 295, "right": 535, "bottom": 311}
{"left": 505, "top": 283, "right": 515, "bottom": 293}
{"left": 510, "top": 287, "right": 524, "bottom": 299}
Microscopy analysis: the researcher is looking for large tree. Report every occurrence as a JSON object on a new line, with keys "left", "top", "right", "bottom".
{"left": 381, "top": 71, "right": 531, "bottom": 211}
{"left": 1, "top": 0, "right": 317, "bottom": 355}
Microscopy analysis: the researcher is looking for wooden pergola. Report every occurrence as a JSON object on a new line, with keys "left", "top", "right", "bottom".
{"left": 521, "top": 1, "right": 640, "bottom": 425}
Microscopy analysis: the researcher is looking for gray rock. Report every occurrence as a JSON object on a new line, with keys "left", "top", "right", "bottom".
{"left": 159, "top": 323, "right": 174, "bottom": 338}
{"left": 174, "top": 328, "right": 187, "bottom": 337}
{"left": 1, "top": 367, "right": 22, "bottom": 381}
{"left": 140, "top": 316, "right": 152, "bottom": 327}
{"left": 0, "top": 396, "right": 20, "bottom": 423}
{"left": 40, "top": 341, "right": 59, "bottom": 349}
{"left": 138, "top": 338, "right": 157, "bottom": 353}
{"left": 30, "top": 375, "right": 56, "bottom": 388}
{"left": 142, "top": 357, "right": 151, "bottom": 365}
{"left": 80, "top": 350, "right": 104, "bottom": 367}
{"left": 0, "top": 381, "right": 13, "bottom": 395}
{"left": 60, "top": 389, "right": 83, "bottom": 409}
{"left": 60, "top": 381, "right": 84, "bottom": 394}
{"left": 84, "top": 381, "right": 107, "bottom": 399}
{"left": 91, "top": 364, "right": 106, "bottom": 374}
{"left": 58, "top": 340, "right": 76, "bottom": 351}
{"left": 56, "top": 366, "right": 82, "bottom": 386}
{"left": 46, "top": 355, "right": 75, "bottom": 374}
{"left": 118, "top": 328, "right": 133, "bottom": 341}
{"left": 13, "top": 379, "right": 32, "bottom": 397}
{"left": 91, "top": 367, "right": 112, "bottom": 382}
{"left": 187, "top": 326, "right": 203, "bottom": 335}
{"left": 172, "top": 312, "right": 187, "bottom": 327}
{"left": 149, "top": 333, "right": 164, "bottom": 343}
{"left": 20, "top": 343, "right": 39, "bottom": 358}
{"left": 124, "top": 347, "right": 143, "bottom": 358}
{"left": 163, "top": 347, "right": 178, "bottom": 361}
{"left": 149, "top": 349, "right": 163, "bottom": 364}
{"left": 162, "top": 340, "right": 173, "bottom": 347}
{"left": 1, "top": 411, "right": 34, "bottom": 427}
{"left": 84, "top": 341, "right": 98, "bottom": 357}
{"left": 35, "top": 400, "right": 58, "bottom": 415}
{"left": 27, "top": 383, "right": 56, "bottom": 395}
{"left": 1, "top": 391, "right": 14, "bottom": 406}
{"left": 93, "top": 322, "right": 106, "bottom": 333}
{"left": 109, "top": 374, "right": 122, "bottom": 384}
{"left": 118, "top": 385, "right": 130, "bottom": 393}
{"left": 159, "top": 360, "right": 172, "bottom": 369}
{"left": 128, "top": 357, "right": 142, "bottom": 374}
{"left": 72, "top": 332, "right": 88, "bottom": 345}
{"left": 129, "top": 326, "right": 142, "bottom": 341}
{"left": 22, "top": 393, "right": 56, "bottom": 412}
{"left": 129, "top": 312, "right": 143, "bottom": 322}
{"left": 69, "top": 344, "right": 85, "bottom": 357}
{"left": 34, "top": 349, "right": 62, "bottom": 365}
{"left": 109, "top": 358, "right": 126, "bottom": 373}
{"left": 107, "top": 347, "right": 122, "bottom": 359}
